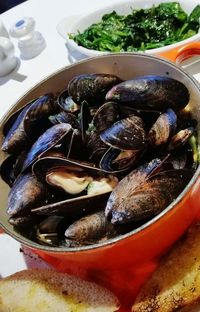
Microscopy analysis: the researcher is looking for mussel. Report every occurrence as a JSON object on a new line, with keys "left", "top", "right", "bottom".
{"left": 7, "top": 173, "right": 51, "bottom": 218}
{"left": 148, "top": 109, "right": 177, "bottom": 146}
{"left": 22, "top": 123, "right": 72, "bottom": 171}
{"left": 2, "top": 94, "right": 58, "bottom": 154}
{"left": 30, "top": 156, "right": 118, "bottom": 219}
{"left": 85, "top": 101, "right": 119, "bottom": 160}
{"left": 100, "top": 115, "right": 147, "bottom": 150}
{"left": 65, "top": 210, "right": 117, "bottom": 246}
{"left": 106, "top": 75, "right": 190, "bottom": 112}
{"left": 68, "top": 73, "right": 122, "bottom": 105}
{"left": 105, "top": 161, "right": 193, "bottom": 224}
{"left": 36, "top": 216, "right": 67, "bottom": 246}
{"left": 57, "top": 89, "right": 80, "bottom": 113}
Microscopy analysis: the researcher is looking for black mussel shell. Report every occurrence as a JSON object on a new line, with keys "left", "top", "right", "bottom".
{"left": 22, "top": 123, "right": 72, "bottom": 172}
{"left": 92, "top": 101, "right": 119, "bottom": 133}
{"left": 85, "top": 102, "right": 119, "bottom": 161}
{"left": 167, "top": 127, "right": 194, "bottom": 152}
{"left": 68, "top": 73, "right": 122, "bottom": 105}
{"left": 86, "top": 133, "right": 108, "bottom": 162}
{"left": 23, "top": 94, "right": 59, "bottom": 140}
{"left": 7, "top": 173, "right": 51, "bottom": 217}
{"left": 2, "top": 99, "right": 35, "bottom": 137}
{"left": 105, "top": 158, "right": 163, "bottom": 219}
{"left": 0, "top": 150, "right": 27, "bottom": 187}
{"left": 1, "top": 104, "right": 31, "bottom": 154}
{"left": 33, "top": 156, "right": 109, "bottom": 178}
{"left": 100, "top": 147, "right": 141, "bottom": 173}
{"left": 1, "top": 94, "right": 58, "bottom": 154}
{"left": 80, "top": 100, "right": 92, "bottom": 143}
{"left": 49, "top": 111, "right": 80, "bottom": 129}
{"left": 100, "top": 115, "right": 147, "bottom": 151}
{"left": 0, "top": 155, "right": 17, "bottom": 187}
{"left": 106, "top": 168, "right": 193, "bottom": 224}
{"left": 65, "top": 210, "right": 117, "bottom": 245}
{"left": 66, "top": 128, "right": 86, "bottom": 160}
{"left": 31, "top": 192, "right": 110, "bottom": 219}
{"left": 106, "top": 75, "right": 190, "bottom": 112}
{"left": 36, "top": 215, "right": 67, "bottom": 246}
{"left": 148, "top": 108, "right": 177, "bottom": 146}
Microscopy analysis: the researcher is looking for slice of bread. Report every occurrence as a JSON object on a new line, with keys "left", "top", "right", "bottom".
{"left": 0, "top": 269, "right": 120, "bottom": 312}
{"left": 132, "top": 222, "right": 200, "bottom": 312}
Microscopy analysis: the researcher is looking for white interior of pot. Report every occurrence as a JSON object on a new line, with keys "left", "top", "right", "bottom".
{"left": 0, "top": 53, "right": 199, "bottom": 251}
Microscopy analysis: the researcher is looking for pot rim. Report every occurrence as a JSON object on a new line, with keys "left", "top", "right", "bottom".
{"left": 0, "top": 52, "right": 199, "bottom": 253}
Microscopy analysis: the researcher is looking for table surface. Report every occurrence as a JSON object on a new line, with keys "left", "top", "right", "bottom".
{"left": 0, "top": 0, "right": 200, "bottom": 284}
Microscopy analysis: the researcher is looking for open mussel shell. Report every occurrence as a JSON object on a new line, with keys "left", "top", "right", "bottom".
{"left": 36, "top": 215, "right": 67, "bottom": 246}
{"left": 57, "top": 89, "right": 80, "bottom": 113}
{"left": 99, "top": 147, "right": 141, "bottom": 173}
{"left": 106, "top": 75, "right": 190, "bottom": 112}
{"left": 49, "top": 111, "right": 80, "bottom": 129}
{"left": 68, "top": 73, "right": 122, "bottom": 105}
{"left": 31, "top": 156, "right": 119, "bottom": 219}
{"left": 33, "top": 155, "right": 118, "bottom": 195}
{"left": 33, "top": 155, "right": 113, "bottom": 178}
{"left": 31, "top": 192, "right": 110, "bottom": 219}
{"left": 100, "top": 115, "right": 147, "bottom": 151}
{"left": 22, "top": 123, "right": 72, "bottom": 172}
{"left": 167, "top": 127, "right": 195, "bottom": 152}
{"left": 106, "top": 167, "right": 193, "bottom": 225}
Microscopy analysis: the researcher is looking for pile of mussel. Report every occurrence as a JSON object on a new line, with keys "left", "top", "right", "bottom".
{"left": 0, "top": 73, "right": 198, "bottom": 247}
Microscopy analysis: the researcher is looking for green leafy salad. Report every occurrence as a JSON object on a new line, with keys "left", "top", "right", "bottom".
{"left": 69, "top": 2, "right": 200, "bottom": 52}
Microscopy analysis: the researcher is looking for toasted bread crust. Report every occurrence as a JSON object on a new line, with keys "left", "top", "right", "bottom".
{"left": 132, "top": 222, "right": 200, "bottom": 312}
{"left": 0, "top": 269, "right": 119, "bottom": 311}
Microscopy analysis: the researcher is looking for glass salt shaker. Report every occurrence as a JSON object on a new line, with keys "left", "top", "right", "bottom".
{"left": 10, "top": 17, "right": 46, "bottom": 59}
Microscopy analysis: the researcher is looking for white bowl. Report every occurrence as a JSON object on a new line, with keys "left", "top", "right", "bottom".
{"left": 57, "top": 0, "right": 200, "bottom": 58}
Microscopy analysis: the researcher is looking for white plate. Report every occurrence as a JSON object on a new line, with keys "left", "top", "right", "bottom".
{"left": 57, "top": 0, "right": 200, "bottom": 58}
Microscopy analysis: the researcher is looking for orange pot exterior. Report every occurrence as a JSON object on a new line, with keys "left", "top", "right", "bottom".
{"left": 31, "top": 176, "right": 200, "bottom": 310}
{"left": 0, "top": 49, "right": 193, "bottom": 311}
{"left": 157, "top": 41, "right": 200, "bottom": 63}
{"left": 25, "top": 46, "right": 200, "bottom": 311}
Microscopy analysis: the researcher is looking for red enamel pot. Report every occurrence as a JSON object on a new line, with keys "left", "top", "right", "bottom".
{"left": 0, "top": 44, "right": 200, "bottom": 311}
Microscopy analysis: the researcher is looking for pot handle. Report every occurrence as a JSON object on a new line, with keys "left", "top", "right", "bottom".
{"left": 157, "top": 42, "right": 200, "bottom": 64}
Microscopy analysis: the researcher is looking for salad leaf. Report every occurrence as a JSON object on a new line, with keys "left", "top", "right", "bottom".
{"left": 69, "top": 2, "right": 200, "bottom": 52}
